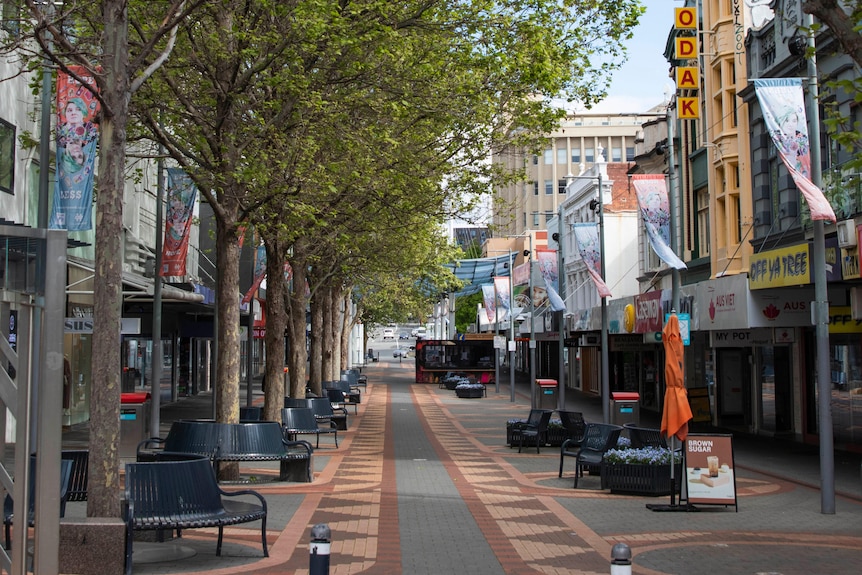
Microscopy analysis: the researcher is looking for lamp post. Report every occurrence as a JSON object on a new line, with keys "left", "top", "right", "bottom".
{"left": 565, "top": 151, "right": 610, "bottom": 423}
{"left": 555, "top": 205, "right": 566, "bottom": 410}
{"left": 508, "top": 249, "right": 516, "bottom": 402}
{"left": 527, "top": 235, "right": 536, "bottom": 409}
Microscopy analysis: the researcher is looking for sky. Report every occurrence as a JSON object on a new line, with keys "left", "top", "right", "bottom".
{"left": 578, "top": 0, "right": 677, "bottom": 114}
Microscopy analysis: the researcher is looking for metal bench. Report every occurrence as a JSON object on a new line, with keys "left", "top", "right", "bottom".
{"left": 562, "top": 423, "right": 623, "bottom": 489}
{"left": 286, "top": 397, "right": 348, "bottom": 431}
{"left": 4, "top": 457, "right": 73, "bottom": 549}
{"left": 137, "top": 420, "right": 314, "bottom": 482}
{"left": 124, "top": 456, "right": 268, "bottom": 575}
{"left": 623, "top": 423, "right": 668, "bottom": 449}
{"left": 62, "top": 449, "right": 89, "bottom": 502}
{"left": 281, "top": 407, "right": 338, "bottom": 448}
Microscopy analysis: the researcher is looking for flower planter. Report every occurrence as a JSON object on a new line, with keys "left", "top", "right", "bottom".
{"left": 545, "top": 427, "right": 567, "bottom": 447}
{"left": 601, "top": 461, "right": 683, "bottom": 496}
{"left": 455, "top": 387, "right": 485, "bottom": 398}
{"left": 506, "top": 421, "right": 547, "bottom": 446}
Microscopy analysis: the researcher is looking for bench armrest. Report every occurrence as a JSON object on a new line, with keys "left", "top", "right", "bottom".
{"left": 136, "top": 437, "right": 166, "bottom": 459}
{"left": 216, "top": 486, "right": 268, "bottom": 512}
{"left": 282, "top": 438, "right": 314, "bottom": 455}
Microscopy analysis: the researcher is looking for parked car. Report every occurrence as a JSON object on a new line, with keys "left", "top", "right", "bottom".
{"left": 382, "top": 328, "right": 395, "bottom": 340}
{"left": 393, "top": 349, "right": 409, "bottom": 358}
{"left": 399, "top": 332, "right": 410, "bottom": 339}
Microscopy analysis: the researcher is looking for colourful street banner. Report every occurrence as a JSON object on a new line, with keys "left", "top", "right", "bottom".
{"left": 49, "top": 66, "right": 100, "bottom": 231}
{"left": 754, "top": 78, "right": 836, "bottom": 223}
{"left": 242, "top": 244, "right": 267, "bottom": 305}
{"left": 493, "top": 276, "right": 511, "bottom": 320}
{"left": 537, "top": 248, "right": 565, "bottom": 312}
{"left": 572, "top": 223, "right": 612, "bottom": 298}
{"left": 482, "top": 284, "right": 496, "bottom": 322}
{"left": 160, "top": 168, "right": 198, "bottom": 276}
{"left": 632, "top": 174, "right": 687, "bottom": 270}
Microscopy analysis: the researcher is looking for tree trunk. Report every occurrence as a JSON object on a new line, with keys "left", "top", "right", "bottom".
{"left": 88, "top": 0, "right": 129, "bottom": 519}
{"left": 286, "top": 244, "right": 309, "bottom": 398}
{"left": 340, "top": 288, "right": 352, "bottom": 369}
{"left": 215, "top": 207, "right": 241, "bottom": 480}
{"left": 309, "top": 290, "right": 323, "bottom": 389}
{"left": 262, "top": 237, "right": 287, "bottom": 422}
{"left": 322, "top": 286, "right": 334, "bottom": 381}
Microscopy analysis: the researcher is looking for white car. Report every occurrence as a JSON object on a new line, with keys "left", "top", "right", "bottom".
{"left": 382, "top": 328, "right": 395, "bottom": 340}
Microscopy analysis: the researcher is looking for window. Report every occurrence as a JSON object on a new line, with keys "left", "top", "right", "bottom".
{"left": 697, "top": 187, "right": 710, "bottom": 257}
{"left": 585, "top": 146, "right": 594, "bottom": 163}
{"left": 0, "top": 118, "right": 15, "bottom": 194}
{"left": 533, "top": 212, "right": 539, "bottom": 226}
{"left": 558, "top": 179, "right": 567, "bottom": 194}
{"left": 544, "top": 179, "right": 553, "bottom": 195}
{"left": 533, "top": 154, "right": 538, "bottom": 165}
{"left": 544, "top": 149, "right": 553, "bottom": 164}
{"left": 571, "top": 147, "right": 581, "bottom": 163}
{"left": 545, "top": 212, "right": 554, "bottom": 224}
{"left": 611, "top": 147, "right": 622, "bottom": 162}
{"left": 1, "top": 2, "right": 19, "bottom": 35}
{"left": 626, "top": 146, "right": 635, "bottom": 161}
{"left": 557, "top": 148, "right": 567, "bottom": 164}
{"left": 533, "top": 181, "right": 539, "bottom": 195}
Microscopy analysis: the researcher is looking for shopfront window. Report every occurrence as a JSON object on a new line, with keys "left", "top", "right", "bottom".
{"left": 758, "top": 346, "right": 792, "bottom": 433}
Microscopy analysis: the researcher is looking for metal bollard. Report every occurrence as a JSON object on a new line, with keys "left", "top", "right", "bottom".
{"left": 610, "top": 542, "right": 632, "bottom": 575}
{"left": 309, "top": 523, "right": 331, "bottom": 575}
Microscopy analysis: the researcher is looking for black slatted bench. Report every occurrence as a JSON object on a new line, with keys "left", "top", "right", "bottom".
{"left": 137, "top": 420, "right": 314, "bottom": 482}
{"left": 124, "top": 456, "right": 268, "bottom": 575}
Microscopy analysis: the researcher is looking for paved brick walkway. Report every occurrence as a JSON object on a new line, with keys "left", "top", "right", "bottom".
{"left": 73, "top": 362, "right": 862, "bottom": 575}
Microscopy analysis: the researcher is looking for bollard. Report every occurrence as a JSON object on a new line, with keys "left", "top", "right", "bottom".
{"left": 309, "top": 523, "right": 331, "bottom": 575}
{"left": 610, "top": 542, "right": 632, "bottom": 575}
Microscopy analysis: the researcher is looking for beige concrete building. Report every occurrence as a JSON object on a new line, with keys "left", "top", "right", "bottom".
{"left": 492, "top": 111, "right": 665, "bottom": 237}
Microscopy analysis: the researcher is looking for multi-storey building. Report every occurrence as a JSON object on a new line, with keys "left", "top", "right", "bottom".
{"left": 492, "top": 112, "right": 662, "bottom": 237}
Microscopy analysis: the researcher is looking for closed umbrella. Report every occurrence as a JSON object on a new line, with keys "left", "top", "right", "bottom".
{"left": 650, "top": 312, "right": 692, "bottom": 510}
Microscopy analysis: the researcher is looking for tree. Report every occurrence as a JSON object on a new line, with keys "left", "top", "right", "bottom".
{"left": 1, "top": 0, "right": 203, "bottom": 517}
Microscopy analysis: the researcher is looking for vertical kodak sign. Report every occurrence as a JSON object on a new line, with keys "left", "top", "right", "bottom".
{"left": 675, "top": 7, "right": 700, "bottom": 119}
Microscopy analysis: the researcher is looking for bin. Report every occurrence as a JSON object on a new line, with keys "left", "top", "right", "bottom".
{"left": 120, "top": 392, "right": 151, "bottom": 458}
{"left": 535, "top": 379, "right": 558, "bottom": 410}
{"left": 610, "top": 391, "right": 640, "bottom": 426}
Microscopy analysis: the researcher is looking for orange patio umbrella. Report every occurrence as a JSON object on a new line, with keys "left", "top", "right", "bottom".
{"left": 661, "top": 313, "right": 692, "bottom": 442}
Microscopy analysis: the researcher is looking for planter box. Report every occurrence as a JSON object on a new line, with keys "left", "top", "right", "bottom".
{"left": 456, "top": 387, "right": 485, "bottom": 398}
{"left": 601, "top": 461, "right": 683, "bottom": 496}
{"left": 545, "top": 427, "right": 567, "bottom": 446}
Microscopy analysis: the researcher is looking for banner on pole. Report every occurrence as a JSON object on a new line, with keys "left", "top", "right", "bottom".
{"left": 632, "top": 175, "right": 687, "bottom": 270}
{"left": 537, "top": 248, "right": 565, "bottom": 312}
{"left": 754, "top": 78, "right": 836, "bottom": 223}
{"left": 161, "top": 168, "right": 198, "bottom": 276}
{"left": 572, "top": 223, "right": 612, "bottom": 298}
{"left": 49, "top": 66, "right": 100, "bottom": 231}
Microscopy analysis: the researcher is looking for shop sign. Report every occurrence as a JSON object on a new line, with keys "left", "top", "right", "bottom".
{"left": 634, "top": 291, "right": 662, "bottom": 333}
{"left": 710, "top": 328, "right": 773, "bottom": 348}
{"left": 610, "top": 334, "right": 649, "bottom": 352}
{"left": 749, "top": 243, "right": 810, "bottom": 289}
{"left": 825, "top": 237, "right": 842, "bottom": 282}
{"left": 253, "top": 327, "right": 265, "bottom": 338}
{"left": 841, "top": 245, "right": 860, "bottom": 280}
{"left": 827, "top": 306, "right": 862, "bottom": 333}
{"left": 748, "top": 289, "right": 811, "bottom": 328}
{"left": 698, "top": 274, "right": 749, "bottom": 330}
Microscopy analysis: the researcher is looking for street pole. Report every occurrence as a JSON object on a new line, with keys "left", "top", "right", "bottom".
{"left": 805, "top": 14, "right": 835, "bottom": 514}
{"left": 598, "top": 161, "right": 610, "bottom": 424}
{"left": 666, "top": 108, "right": 680, "bottom": 313}
{"left": 528, "top": 234, "right": 536, "bottom": 409}
{"left": 557, "top": 204, "right": 566, "bottom": 410}
{"left": 509, "top": 249, "right": 516, "bottom": 403}
{"left": 150, "top": 151, "right": 165, "bottom": 437}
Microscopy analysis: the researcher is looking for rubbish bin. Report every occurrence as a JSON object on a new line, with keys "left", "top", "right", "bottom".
{"left": 536, "top": 379, "right": 558, "bottom": 409}
{"left": 120, "top": 392, "right": 151, "bottom": 458}
{"left": 610, "top": 391, "right": 640, "bottom": 426}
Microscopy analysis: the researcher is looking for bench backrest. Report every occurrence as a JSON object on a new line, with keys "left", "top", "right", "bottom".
{"left": 281, "top": 408, "right": 319, "bottom": 432}
{"left": 580, "top": 423, "right": 623, "bottom": 454}
{"left": 324, "top": 380, "right": 351, "bottom": 394}
{"left": 239, "top": 406, "right": 262, "bottom": 422}
{"left": 558, "top": 411, "right": 586, "bottom": 442}
{"left": 62, "top": 449, "right": 89, "bottom": 502}
{"left": 306, "top": 397, "right": 334, "bottom": 419}
{"left": 284, "top": 397, "right": 309, "bottom": 409}
{"left": 4, "top": 457, "right": 73, "bottom": 522}
{"left": 163, "top": 420, "right": 221, "bottom": 456}
{"left": 125, "top": 458, "right": 224, "bottom": 520}
{"left": 219, "top": 422, "right": 291, "bottom": 457}
{"left": 623, "top": 423, "right": 668, "bottom": 449}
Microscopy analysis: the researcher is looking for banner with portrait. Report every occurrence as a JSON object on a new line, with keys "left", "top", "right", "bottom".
{"left": 49, "top": 66, "right": 100, "bottom": 231}
{"left": 536, "top": 248, "right": 565, "bottom": 312}
{"left": 242, "top": 244, "right": 267, "bottom": 305}
{"left": 632, "top": 174, "right": 687, "bottom": 270}
{"left": 482, "top": 284, "right": 497, "bottom": 322}
{"left": 572, "top": 223, "right": 612, "bottom": 298}
{"left": 160, "top": 168, "right": 198, "bottom": 276}
{"left": 754, "top": 78, "right": 836, "bottom": 223}
{"left": 493, "top": 276, "right": 511, "bottom": 320}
